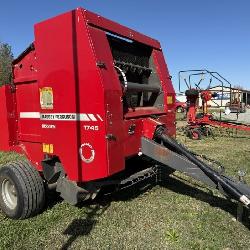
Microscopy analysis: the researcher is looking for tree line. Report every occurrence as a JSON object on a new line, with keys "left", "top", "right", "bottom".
{"left": 0, "top": 42, "right": 13, "bottom": 86}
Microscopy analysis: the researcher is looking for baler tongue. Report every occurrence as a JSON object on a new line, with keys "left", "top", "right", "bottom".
{"left": 141, "top": 129, "right": 250, "bottom": 208}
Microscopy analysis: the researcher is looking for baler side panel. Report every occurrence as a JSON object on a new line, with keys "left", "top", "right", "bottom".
{"left": 34, "top": 10, "right": 112, "bottom": 181}
{"left": 15, "top": 82, "right": 41, "bottom": 142}
{"left": 13, "top": 46, "right": 41, "bottom": 142}
{"left": 0, "top": 86, "right": 16, "bottom": 151}
{"left": 5, "top": 85, "right": 18, "bottom": 147}
{"left": 153, "top": 50, "right": 176, "bottom": 136}
{"left": 34, "top": 11, "right": 82, "bottom": 181}
{"left": 86, "top": 25, "right": 125, "bottom": 176}
{"left": 75, "top": 9, "right": 110, "bottom": 180}
{"left": 0, "top": 85, "right": 42, "bottom": 172}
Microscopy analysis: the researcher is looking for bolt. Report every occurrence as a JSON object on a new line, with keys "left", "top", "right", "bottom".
{"left": 138, "top": 149, "right": 142, "bottom": 156}
{"left": 238, "top": 170, "right": 246, "bottom": 183}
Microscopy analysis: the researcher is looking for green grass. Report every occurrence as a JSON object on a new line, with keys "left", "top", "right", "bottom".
{"left": 1, "top": 130, "right": 250, "bottom": 249}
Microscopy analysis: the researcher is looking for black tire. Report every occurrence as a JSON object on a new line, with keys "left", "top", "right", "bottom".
{"left": 188, "top": 128, "right": 202, "bottom": 140}
{"left": 0, "top": 161, "right": 45, "bottom": 219}
{"left": 200, "top": 126, "right": 213, "bottom": 137}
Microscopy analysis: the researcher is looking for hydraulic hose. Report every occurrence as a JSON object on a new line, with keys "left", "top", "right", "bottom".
{"left": 155, "top": 127, "right": 250, "bottom": 207}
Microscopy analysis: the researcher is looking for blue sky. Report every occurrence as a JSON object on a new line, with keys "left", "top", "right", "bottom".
{"left": 0, "top": 0, "right": 249, "bottom": 90}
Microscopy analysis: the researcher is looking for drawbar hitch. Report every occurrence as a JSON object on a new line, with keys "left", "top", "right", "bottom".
{"left": 141, "top": 126, "right": 250, "bottom": 215}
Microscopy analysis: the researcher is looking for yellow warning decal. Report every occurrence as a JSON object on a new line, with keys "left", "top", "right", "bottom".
{"left": 40, "top": 87, "right": 53, "bottom": 109}
{"left": 167, "top": 96, "right": 173, "bottom": 105}
{"left": 42, "top": 143, "right": 54, "bottom": 154}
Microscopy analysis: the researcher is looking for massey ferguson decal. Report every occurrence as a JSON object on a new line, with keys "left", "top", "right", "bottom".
{"left": 41, "top": 124, "right": 56, "bottom": 129}
{"left": 41, "top": 113, "right": 78, "bottom": 120}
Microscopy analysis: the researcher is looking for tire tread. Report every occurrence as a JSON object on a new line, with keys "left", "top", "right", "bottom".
{"left": 0, "top": 161, "right": 45, "bottom": 219}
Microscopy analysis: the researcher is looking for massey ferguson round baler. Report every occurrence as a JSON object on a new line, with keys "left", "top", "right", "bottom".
{"left": 0, "top": 8, "right": 250, "bottom": 221}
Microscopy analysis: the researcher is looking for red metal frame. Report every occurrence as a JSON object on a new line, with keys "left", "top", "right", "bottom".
{"left": 186, "top": 89, "right": 250, "bottom": 133}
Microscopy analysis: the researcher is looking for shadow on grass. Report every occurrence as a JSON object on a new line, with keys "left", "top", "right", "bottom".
{"left": 159, "top": 174, "right": 250, "bottom": 229}
{"left": 44, "top": 166, "right": 250, "bottom": 249}
{"left": 45, "top": 189, "right": 63, "bottom": 210}
{"left": 101, "top": 172, "right": 250, "bottom": 229}
{"left": 61, "top": 202, "right": 110, "bottom": 250}
{"left": 46, "top": 175, "right": 157, "bottom": 249}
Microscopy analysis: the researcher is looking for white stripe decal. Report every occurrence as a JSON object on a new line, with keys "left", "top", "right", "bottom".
{"left": 96, "top": 114, "right": 104, "bottom": 121}
{"left": 80, "top": 114, "right": 91, "bottom": 121}
{"left": 19, "top": 112, "right": 103, "bottom": 122}
{"left": 88, "top": 114, "right": 97, "bottom": 121}
{"left": 20, "top": 112, "right": 40, "bottom": 119}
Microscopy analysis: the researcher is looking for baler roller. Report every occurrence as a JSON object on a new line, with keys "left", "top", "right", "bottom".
{"left": 127, "top": 82, "right": 160, "bottom": 93}
{"left": 114, "top": 60, "right": 152, "bottom": 72}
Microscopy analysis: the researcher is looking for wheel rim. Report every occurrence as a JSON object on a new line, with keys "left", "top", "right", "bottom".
{"left": 1, "top": 178, "right": 17, "bottom": 210}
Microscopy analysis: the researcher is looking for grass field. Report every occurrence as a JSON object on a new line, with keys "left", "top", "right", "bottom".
{"left": 0, "top": 128, "right": 250, "bottom": 249}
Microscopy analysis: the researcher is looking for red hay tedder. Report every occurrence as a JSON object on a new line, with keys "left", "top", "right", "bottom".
{"left": 0, "top": 8, "right": 250, "bottom": 222}
{"left": 179, "top": 70, "right": 250, "bottom": 140}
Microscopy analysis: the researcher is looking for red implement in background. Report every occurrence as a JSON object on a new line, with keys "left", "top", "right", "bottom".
{"left": 185, "top": 88, "right": 250, "bottom": 140}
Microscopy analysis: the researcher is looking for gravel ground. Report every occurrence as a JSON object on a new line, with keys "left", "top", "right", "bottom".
{"left": 217, "top": 108, "right": 250, "bottom": 124}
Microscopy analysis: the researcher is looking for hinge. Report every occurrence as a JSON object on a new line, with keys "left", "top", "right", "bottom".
{"left": 96, "top": 61, "right": 106, "bottom": 69}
